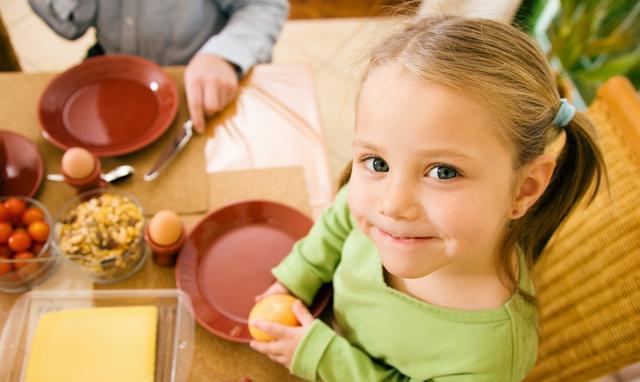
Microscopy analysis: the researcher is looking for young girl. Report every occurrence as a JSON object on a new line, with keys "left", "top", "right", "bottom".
{"left": 250, "top": 16, "right": 604, "bottom": 381}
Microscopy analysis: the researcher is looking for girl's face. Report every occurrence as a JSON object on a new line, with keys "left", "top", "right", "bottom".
{"left": 348, "top": 62, "right": 517, "bottom": 279}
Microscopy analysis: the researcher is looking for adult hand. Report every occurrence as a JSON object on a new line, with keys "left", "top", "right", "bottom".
{"left": 184, "top": 53, "right": 239, "bottom": 133}
{"left": 249, "top": 300, "right": 314, "bottom": 368}
{"left": 254, "top": 281, "right": 291, "bottom": 302}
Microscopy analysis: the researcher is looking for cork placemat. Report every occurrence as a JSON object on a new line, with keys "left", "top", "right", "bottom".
{"left": 0, "top": 68, "right": 208, "bottom": 216}
{"left": 97, "top": 165, "right": 311, "bottom": 291}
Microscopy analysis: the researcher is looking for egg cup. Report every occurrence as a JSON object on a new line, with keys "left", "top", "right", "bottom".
{"left": 144, "top": 224, "right": 187, "bottom": 267}
{"left": 62, "top": 152, "right": 107, "bottom": 192}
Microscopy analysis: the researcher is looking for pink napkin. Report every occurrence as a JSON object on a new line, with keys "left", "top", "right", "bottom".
{"left": 204, "top": 64, "right": 335, "bottom": 219}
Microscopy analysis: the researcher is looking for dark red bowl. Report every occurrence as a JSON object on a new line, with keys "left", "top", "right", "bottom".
{"left": 0, "top": 130, "right": 44, "bottom": 197}
{"left": 38, "top": 55, "right": 178, "bottom": 157}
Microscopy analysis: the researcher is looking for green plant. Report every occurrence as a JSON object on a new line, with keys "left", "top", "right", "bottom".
{"left": 544, "top": 0, "right": 640, "bottom": 103}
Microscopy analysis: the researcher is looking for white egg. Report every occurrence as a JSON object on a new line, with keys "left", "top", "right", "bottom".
{"left": 61, "top": 147, "right": 95, "bottom": 179}
{"left": 148, "top": 210, "right": 182, "bottom": 246}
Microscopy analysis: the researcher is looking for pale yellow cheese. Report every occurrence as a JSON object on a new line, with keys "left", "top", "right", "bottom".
{"left": 25, "top": 306, "right": 158, "bottom": 382}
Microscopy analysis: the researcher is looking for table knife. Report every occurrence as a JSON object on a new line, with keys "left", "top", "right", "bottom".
{"left": 144, "top": 120, "right": 194, "bottom": 181}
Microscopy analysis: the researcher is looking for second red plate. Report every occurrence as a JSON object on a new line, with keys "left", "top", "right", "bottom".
{"left": 176, "top": 200, "right": 331, "bottom": 343}
{"left": 38, "top": 55, "right": 178, "bottom": 157}
{"left": 0, "top": 130, "right": 44, "bottom": 197}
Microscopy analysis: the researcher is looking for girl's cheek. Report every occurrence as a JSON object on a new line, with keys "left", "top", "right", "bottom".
{"left": 420, "top": 192, "right": 482, "bottom": 241}
{"left": 421, "top": 198, "right": 457, "bottom": 233}
{"left": 347, "top": 171, "right": 373, "bottom": 210}
{"left": 347, "top": 180, "right": 369, "bottom": 220}
{"left": 431, "top": 198, "right": 503, "bottom": 246}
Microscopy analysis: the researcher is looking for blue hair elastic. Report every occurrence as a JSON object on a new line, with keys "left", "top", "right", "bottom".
{"left": 552, "top": 98, "right": 576, "bottom": 127}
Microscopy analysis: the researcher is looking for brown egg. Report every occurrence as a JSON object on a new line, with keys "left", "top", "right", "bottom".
{"left": 148, "top": 210, "right": 182, "bottom": 246}
{"left": 61, "top": 147, "right": 95, "bottom": 179}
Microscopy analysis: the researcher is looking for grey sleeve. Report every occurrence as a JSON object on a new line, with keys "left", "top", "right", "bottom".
{"left": 28, "top": 0, "right": 97, "bottom": 40}
{"left": 200, "top": 0, "right": 289, "bottom": 76}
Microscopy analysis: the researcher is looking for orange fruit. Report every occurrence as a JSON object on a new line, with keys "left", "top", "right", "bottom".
{"left": 248, "top": 294, "right": 299, "bottom": 341}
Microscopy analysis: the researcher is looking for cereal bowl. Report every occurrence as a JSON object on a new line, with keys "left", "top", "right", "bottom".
{"left": 53, "top": 188, "right": 148, "bottom": 284}
{"left": 0, "top": 196, "right": 59, "bottom": 293}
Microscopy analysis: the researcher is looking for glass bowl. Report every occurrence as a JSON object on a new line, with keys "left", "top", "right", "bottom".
{"left": 53, "top": 188, "right": 148, "bottom": 284}
{"left": 0, "top": 196, "right": 59, "bottom": 293}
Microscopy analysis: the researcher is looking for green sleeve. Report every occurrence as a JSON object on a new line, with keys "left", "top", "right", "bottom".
{"left": 291, "top": 320, "right": 417, "bottom": 382}
{"left": 292, "top": 321, "right": 508, "bottom": 382}
{"left": 272, "top": 186, "right": 352, "bottom": 305}
{"left": 430, "top": 376, "right": 499, "bottom": 382}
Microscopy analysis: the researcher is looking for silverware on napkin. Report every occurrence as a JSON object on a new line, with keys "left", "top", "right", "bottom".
{"left": 144, "top": 120, "right": 194, "bottom": 181}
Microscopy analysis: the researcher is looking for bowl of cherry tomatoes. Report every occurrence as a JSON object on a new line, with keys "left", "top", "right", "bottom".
{"left": 0, "top": 196, "right": 57, "bottom": 293}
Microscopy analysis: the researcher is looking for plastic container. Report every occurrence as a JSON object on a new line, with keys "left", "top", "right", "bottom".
{"left": 0, "top": 289, "right": 194, "bottom": 382}
{"left": 0, "top": 196, "right": 59, "bottom": 293}
{"left": 53, "top": 188, "right": 148, "bottom": 284}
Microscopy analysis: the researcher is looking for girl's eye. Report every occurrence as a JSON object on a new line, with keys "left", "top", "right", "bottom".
{"left": 364, "top": 157, "right": 389, "bottom": 172}
{"left": 427, "top": 166, "right": 458, "bottom": 180}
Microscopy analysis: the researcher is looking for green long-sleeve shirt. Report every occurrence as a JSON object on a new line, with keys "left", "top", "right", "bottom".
{"left": 272, "top": 187, "right": 538, "bottom": 382}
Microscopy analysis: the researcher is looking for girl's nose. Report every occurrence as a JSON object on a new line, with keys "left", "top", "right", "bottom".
{"left": 377, "top": 180, "right": 420, "bottom": 221}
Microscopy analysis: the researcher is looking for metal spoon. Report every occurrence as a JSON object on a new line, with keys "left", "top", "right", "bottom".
{"left": 46, "top": 165, "right": 135, "bottom": 183}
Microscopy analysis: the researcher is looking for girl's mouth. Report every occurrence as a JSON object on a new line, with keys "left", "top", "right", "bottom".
{"left": 376, "top": 227, "right": 434, "bottom": 245}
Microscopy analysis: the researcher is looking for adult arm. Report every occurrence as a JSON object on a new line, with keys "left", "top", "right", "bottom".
{"left": 202, "top": 0, "right": 289, "bottom": 75}
{"left": 186, "top": 0, "right": 289, "bottom": 132}
{"left": 28, "top": 0, "right": 96, "bottom": 39}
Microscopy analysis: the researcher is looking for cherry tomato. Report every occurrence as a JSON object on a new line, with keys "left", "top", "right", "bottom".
{"left": 0, "top": 222, "right": 12, "bottom": 244}
{"left": 0, "top": 256, "right": 13, "bottom": 276}
{"left": 8, "top": 229, "right": 31, "bottom": 253}
{"left": 0, "top": 246, "right": 11, "bottom": 258}
{"left": 0, "top": 204, "right": 8, "bottom": 222}
{"left": 28, "top": 221, "right": 50, "bottom": 243}
{"left": 31, "top": 242, "right": 45, "bottom": 256}
{"left": 3, "top": 198, "right": 26, "bottom": 221}
{"left": 13, "top": 252, "right": 34, "bottom": 269}
{"left": 22, "top": 207, "right": 45, "bottom": 225}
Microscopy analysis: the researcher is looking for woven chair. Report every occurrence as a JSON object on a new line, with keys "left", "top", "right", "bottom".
{"left": 525, "top": 76, "right": 640, "bottom": 381}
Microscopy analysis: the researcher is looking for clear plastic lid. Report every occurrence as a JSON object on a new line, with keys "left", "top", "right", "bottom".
{"left": 0, "top": 289, "right": 194, "bottom": 382}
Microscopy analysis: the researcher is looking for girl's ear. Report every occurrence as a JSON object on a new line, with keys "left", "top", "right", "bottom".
{"left": 511, "top": 154, "right": 557, "bottom": 219}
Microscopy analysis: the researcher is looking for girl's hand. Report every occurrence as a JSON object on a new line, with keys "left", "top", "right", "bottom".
{"left": 249, "top": 300, "right": 315, "bottom": 368}
{"left": 254, "top": 281, "right": 291, "bottom": 302}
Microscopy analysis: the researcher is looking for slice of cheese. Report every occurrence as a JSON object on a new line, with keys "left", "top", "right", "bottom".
{"left": 25, "top": 306, "right": 158, "bottom": 382}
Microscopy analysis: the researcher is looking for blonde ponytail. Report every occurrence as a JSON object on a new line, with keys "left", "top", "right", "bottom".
{"left": 506, "top": 112, "right": 604, "bottom": 263}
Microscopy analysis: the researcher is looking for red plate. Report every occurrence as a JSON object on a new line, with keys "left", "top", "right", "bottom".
{"left": 0, "top": 130, "right": 44, "bottom": 197}
{"left": 176, "top": 200, "right": 331, "bottom": 343}
{"left": 38, "top": 55, "right": 178, "bottom": 157}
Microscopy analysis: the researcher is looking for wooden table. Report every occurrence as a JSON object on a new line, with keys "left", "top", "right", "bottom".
{"left": 0, "top": 66, "right": 323, "bottom": 381}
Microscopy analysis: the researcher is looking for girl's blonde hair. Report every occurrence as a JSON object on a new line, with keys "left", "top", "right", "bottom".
{"left": 341, "top": 16, "right": 605, "bottom": 297}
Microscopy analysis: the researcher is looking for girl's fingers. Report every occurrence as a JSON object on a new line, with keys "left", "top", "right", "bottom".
{"left": 251, "top": 320, "right": 290, "bottom": 339}
{"left": 292, "top": 300, "right": 314, "bottom": 326}
{"left": 249, "top": 339, "right": 283, "bottom": 356}
{"left": 254, "top": 290, "right": 273, "bottom": 302}
{"left": 268, "top": 353, "right": 289, "bottom": 367}
{"left": 249, "top": 339, "right": 267, "bottom": 353}
{"left": 254, "top": 282, "right": 289, "bottom": 302}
